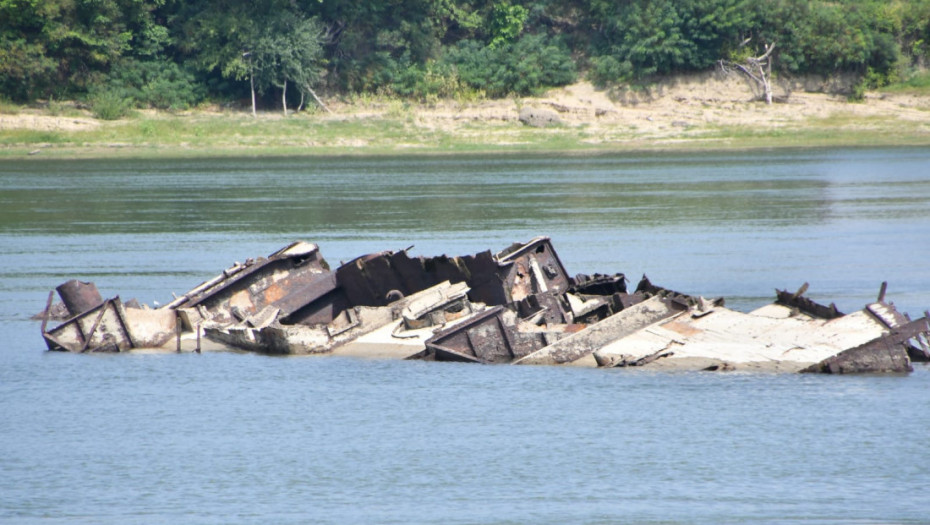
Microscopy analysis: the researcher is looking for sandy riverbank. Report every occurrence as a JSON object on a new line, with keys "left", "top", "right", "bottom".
{"left": 2, "top": 72, "right": 929, "bottom": 158}
{"left": 382, "top": 72, "right": 930, "bottom": 141}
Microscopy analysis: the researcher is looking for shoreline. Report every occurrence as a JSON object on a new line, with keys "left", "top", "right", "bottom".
{"left": 3, "top": 75, "right": 929, "bottom": 160}
{"left": 5, "top": 119, "right": 928, "bottom": 161}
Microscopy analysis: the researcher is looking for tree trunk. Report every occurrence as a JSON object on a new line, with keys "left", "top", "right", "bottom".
{"left": 304, "top": 84, "right": 333, "bottom": 114}
{"left": 250, "top": 70, "right": 256, "bottom": 118}
{"left": 282, "top": 79, "right": 288, "bottom": 117}
{"left": 758, "top": 65, "right": 772, "bottom": 104}
{"left": 718, "top": 40, "right": 776, "bottom": 105}
{"left": 763, "top": 44, "right": 774, "bottom": 104}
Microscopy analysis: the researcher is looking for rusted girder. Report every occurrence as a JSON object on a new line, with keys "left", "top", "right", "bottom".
{"left": 801, "top": 316, "right": 930, "bottom": 374}
{"left": 775, "top": 283, "right": 843, "bottom": 319}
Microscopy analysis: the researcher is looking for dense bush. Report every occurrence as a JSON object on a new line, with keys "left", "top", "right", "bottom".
{"left": 389, "top": 60, "right": 470, "bottom": 102}
{"left": 0, "top": 37, "right": 58, "bottom": 102}
{"left": 444, "top": 34, "right": 577, "bottom": 97}
{"left": 104, "top": 60, "right": 206, "bottom": 110}
{"left": 761, "top": 1, "right": 900, "bottom": 76}
{"left": 88, "top": 89, "right": 134, "bottom": 120}
{"left": 585, "top": 0, "right": 754, "bottom": 83}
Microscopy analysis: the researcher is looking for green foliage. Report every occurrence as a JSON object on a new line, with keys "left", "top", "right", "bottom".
{"left": 444, "top": 34, "right": 576, "bottom": 96}
{"left": 250, "top": 14, "right": 326, "bottom": 96}
{"left": 174, "top": 0, "right": 325, "bottom": 110}
{"left": 303, "top": 0, "right": 460, "bottom": 92}
{"left": 46, "top": 97, "right": 66, "bottom": 116}
{"left": 894, "top": 0, "right": 930, "bottom": 64}
{"left": 390, "top": 60, "right": 472, "bottom": 102}
{"left": 587, "top": 0, "right": 755, "bottom": 82}
{"left": 89, "top": 89, "right": 134, "bottom": 120}
{"left": 3, "top": 0, "right": 930, "bottom": 105}
{"left": 850, "top": 66, "right": 901, "bottom": 100}
{"left": 756, "top": 1, "right": 902, "bottom": 75}
{"left": 488, "top": 4, "right": 529, "bottom": 48}
{"left": 104, "top": 59, "right": 205, "bottom": 110}
{"left": 589, "top": 56, "right": 634, "bottom": 86}
{"left": 0, "top": 36, "right": 58, "bottom": 101}
{"left": 896, "top": 71, "right": 930, "bottom": 90}
{"left": 0, "top": 0, "right": 169, "bottom": 100}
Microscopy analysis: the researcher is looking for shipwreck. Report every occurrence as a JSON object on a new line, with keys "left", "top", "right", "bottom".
{"left": 37, "top": 237, "right": 930, "bottom": 374}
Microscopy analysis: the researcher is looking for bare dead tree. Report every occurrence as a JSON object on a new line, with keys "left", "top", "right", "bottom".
{"left": 718, "top": 40, "right": 776, "bottom": 104}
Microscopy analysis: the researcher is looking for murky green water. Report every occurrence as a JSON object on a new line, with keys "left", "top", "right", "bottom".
{"left": 1, "top": 149, "right": 929, "bottom": 524}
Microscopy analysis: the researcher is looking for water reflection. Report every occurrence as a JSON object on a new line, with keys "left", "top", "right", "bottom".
{"left": 0, "top": 153, "right": 867, "bottom": 235}
{"left": 1, "top": 148, "right": 929, "bottom": 316}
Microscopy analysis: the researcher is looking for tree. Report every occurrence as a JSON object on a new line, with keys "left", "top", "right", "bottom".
{"left": 585, "top": 0, "right": 755, "bottom": 83}
{"left": 0, "top": 0, "right": 160, "bottom": 100}
{"left": 252, "top": 15, "right": 326, "bottom": 116}
{"left": 444, "top": 33, "right": 576, "bottom": 97}
{"left": 488, "top": 3, "right": 529, "bottom": 48}
{"left": 176, "top": 0, "right": 324, "bottom": 115}
{"left": 718, "top": 38, "right": 776, "bottom": 104}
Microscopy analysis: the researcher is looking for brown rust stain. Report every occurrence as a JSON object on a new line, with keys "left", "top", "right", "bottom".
{"left": 661, "top": 319, "right": 703, "bottom": 337}
{"left": 564, "top": 323, "right": 587, "bottom": 334}
{"left": 262, "top": 283, "right": 287, "bottom": 304}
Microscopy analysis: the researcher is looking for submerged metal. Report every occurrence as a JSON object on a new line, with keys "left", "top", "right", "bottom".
{"left": 37, "top": 237, "right": 930, "bottom": 374}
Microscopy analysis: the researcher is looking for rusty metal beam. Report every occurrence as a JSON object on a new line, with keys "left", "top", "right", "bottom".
{"left": 802, "top": 316, "right": 930, "bottom": 374}
{"left": 80, "top": 299, "right": 111, "bottom": 352}
{"left": 40, "top": 290, "right": 54, "bottom": 336}
{"left": 775, "top": 286, "right": 843, "bottom": 319}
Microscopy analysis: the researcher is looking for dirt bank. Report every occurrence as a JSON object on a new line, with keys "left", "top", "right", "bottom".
{"left": 389, "top": 72, "right": 930, "bottom": 144}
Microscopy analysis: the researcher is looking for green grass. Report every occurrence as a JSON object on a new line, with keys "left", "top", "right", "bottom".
{"left": 3, "top": 102, "right": 930, "bottom": 160}
{"left": 702, "top": 114, "right": 930, "bottom": 149}
{"left": 880, "top": 71, "right": 930, "bottom": 94}
{"left": 0, "top": 129, "right": 70, "bottom": 145}
{"left": 46, "top": 99, "right": 85, "bottom": 117}
{"left": 0, "top": 98, "right": 23, "bottom": 114}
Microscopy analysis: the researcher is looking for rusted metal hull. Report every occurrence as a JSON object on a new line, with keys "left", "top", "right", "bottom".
{"left": 56, "top": 280, "right": 104, "bottom": 317}
{"left": 43, "top": 297, "right": 135, "bottom": 352}
{"left": 422, "top": 306, "right": 563, "bottom": 363}
{"left": 204, "top": 281, "right": 481, "bottom": 356}
{"left": 37, "top": 237, "right": 930, "bottom": 374}
{"left": 801, "top": 317, "right": 930, "bottom": 374}
{"left": 173, "top": 241, "right": 330, "bottom": 328}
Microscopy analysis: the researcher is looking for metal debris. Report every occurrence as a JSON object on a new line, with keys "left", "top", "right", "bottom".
{"left": 37, "top": 237, "right": 930, "bottom": 374}
{"left": 43, "top": 297, "right": 135, "bottom": 353}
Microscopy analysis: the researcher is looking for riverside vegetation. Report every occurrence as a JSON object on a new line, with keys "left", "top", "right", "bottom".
{"left": 3, "top": 74, "right": 929, "bottom": 158}
{"left": 2, "top": 0, "right": 930, "bottom": 157}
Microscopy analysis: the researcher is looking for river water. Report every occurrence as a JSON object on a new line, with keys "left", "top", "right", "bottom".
{"left": 1, "top": 149, "right": 929, "bottom": 523}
